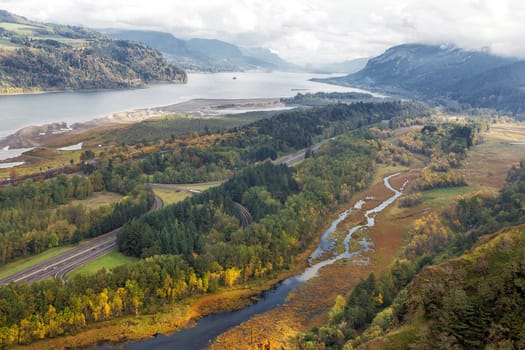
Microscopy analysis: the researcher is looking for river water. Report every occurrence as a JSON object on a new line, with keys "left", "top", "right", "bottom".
{"left": 127, "top": 173, "right": 403, "bottom": 350}
{"left": 0, "top": 71, "right": 369, "bottom": 139}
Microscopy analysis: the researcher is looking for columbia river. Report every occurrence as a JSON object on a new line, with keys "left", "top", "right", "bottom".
{"left": 0, "top": 71, "right": 371, "bottom": 139}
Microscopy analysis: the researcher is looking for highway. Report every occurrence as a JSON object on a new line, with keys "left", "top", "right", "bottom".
{"left": 0, "top": 229, "right": 119, "bottom": 284}
{"left": 0, "top": 145, "right": 315, "bottom": 286}
{"left": 0, "top": 194, "right": 163, "bottom": 285}
{"left": 273, "top": 143, "right": 322, "bottom": 166}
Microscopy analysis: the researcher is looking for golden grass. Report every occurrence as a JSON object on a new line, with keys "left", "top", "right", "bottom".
{"left": 0, "top": 148, "right": 83, "bottom": 180}
{"left": 175, "top": 182, "right": 224, "bottom": 191}
{"left": 461, "top": 122, "right": 525, "bottom": 189}
{"left": 209, "top": 171, "right": 421, "bottom": 349}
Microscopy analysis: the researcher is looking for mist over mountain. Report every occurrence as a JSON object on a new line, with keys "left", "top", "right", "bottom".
{"left": 104, "top": 29, "right": 296, "bottom": 72}
{"left": 317, "top": 43, "right": 525, "bottom": 115}
{"left": 309, "top": 57, "right": 369, "bottom": 74}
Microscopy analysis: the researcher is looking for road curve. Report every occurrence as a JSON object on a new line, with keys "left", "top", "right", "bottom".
{"left": 1, "top": 144, "right": 326, "bottom": 286}
{"left": 0, "top": 229, "right": 119, "bottom": 285}
{"left": 0, "top": 194, "right": 164, "bottom": 285}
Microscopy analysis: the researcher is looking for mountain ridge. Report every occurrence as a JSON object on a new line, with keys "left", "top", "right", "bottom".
{"left": 104, "top": 28, "right": 296, "bottom": 72}
{"left": 317, "top": 43, "right": 525, "bottom": 114}
{"left": 0, "top": 10, "right": 186, "bottom": 94}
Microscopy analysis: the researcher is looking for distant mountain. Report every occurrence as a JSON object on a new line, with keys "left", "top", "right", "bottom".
{"left": 311, "top": 57, "right": 369, "bottom": 74}
{"left": 318, "top": 44, "right": 525, "bottom": 114}
{"left": 101, "top": 29, "right": 190, "bottom": 56}
{"left": 104, "top": 29, "right": 295, "bottom": 72}
{"left": 0, "top": 10, "right": 186, "bottom": 94}
{"left": 239, "top": 47, "right": 297, "bottom": 70}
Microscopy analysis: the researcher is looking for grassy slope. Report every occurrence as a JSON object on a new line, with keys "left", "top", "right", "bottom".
{"left": 68, "top": 192, "right": 122, "bottom": 209}
{"left": 366, "top": 225, "right": 525, "bottom": 349}
{"left": 69, "top": 251, "right": 136, "bottom": 278}
{"left": 152, "top": 188, "right": 192, "bottom": 205}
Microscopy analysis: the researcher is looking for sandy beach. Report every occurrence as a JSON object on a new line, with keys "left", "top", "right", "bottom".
{"left": 0, "top": 97, "right": 287, "bottom": 158}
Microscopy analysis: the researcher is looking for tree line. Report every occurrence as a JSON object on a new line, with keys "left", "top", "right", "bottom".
{"left": 0, "top": 165, "right": 153, "bottom": 265}
{"left": 0, "top": 132, "right": 380, "bottom": 346}
{"left": 139, "top": 101, "right": 429, "bottom": 184}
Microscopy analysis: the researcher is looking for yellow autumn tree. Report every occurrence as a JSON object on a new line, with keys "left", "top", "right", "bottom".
{"left": 223, "top": 267, "right": 242, "bottom": 287}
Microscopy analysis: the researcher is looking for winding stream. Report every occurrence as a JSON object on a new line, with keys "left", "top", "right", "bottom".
{"left": 127, "top": 173, "right": 404, "bottom": 350}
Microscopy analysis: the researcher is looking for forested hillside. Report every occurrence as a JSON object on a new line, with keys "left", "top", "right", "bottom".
{"left": 318, "top": 43, "right": 525, "bottom": 116}
{"left": 298, "top": 158, "right": 525, "bottom": 350}
{"left": 0, "top": 98, "right": 430, "bottom": 347}
{"left": 0, "top": 10, "right": 186, "bottom": 94}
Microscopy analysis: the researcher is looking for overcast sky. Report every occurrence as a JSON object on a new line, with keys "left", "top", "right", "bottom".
{"left": 1, "top": 0, "right": 524, "bottom": 65}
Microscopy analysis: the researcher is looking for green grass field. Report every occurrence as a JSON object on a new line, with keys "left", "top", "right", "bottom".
{"left": 69, "top": 251, "right": 136, "bottom": 278}
{"left": 0, "top": 38, "right": 18, "bottom": 49}
{"left": 178, "top": 182, "right": 223, "bottom": 191}
{"left": 0, "top": 246, "right": 73, "bottom": 279}
{"left": 69, "top": 192, "right": 123, "bottom": 210}
{"left": 0, "top": 22, "right": 87, "bottom": 47}
{"left": 152, "top": 182, "right": 222, "bottom": 205}
{"left": 0, "top": 22, "right": 40, "bottom": 35}
{"left": 153, "top": 188, "right": 192, "bottom": 205}
{"left": 420, "top": 184, "right": 484, "bottom": 209}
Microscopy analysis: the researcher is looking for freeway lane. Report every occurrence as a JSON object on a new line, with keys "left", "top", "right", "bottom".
{"left": 0, "top": 194, "right": 163, "bottom": 285}
{"left": 53, "top": 242, "right": 117, "bottom": 282}
{"left": 0, "top": 228, "right": 120, "bottom": 284}
{"left": 0, "top": 144, "right": 317, "bottom": 286}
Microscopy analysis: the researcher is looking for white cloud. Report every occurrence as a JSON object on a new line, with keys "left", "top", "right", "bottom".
{"left": 1, "top": 0, "right": 525, "bottom": 64}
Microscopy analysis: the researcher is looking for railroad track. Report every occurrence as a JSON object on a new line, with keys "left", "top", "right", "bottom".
{"left": 234, "top": 202, "right": 253, "bottom": 228}
{"left": 152, "top": 184, "right": 253, "bottom": 228}
{"left": 1, "top": 146, "right": 317, "bottom": 285}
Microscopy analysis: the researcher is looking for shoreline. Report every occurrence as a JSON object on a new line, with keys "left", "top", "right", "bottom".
{"left": 0, "top": 79, "right": 187, "bottom": 97}
{"left": 0, "top": 97, "right": 288, "bottom": 156}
